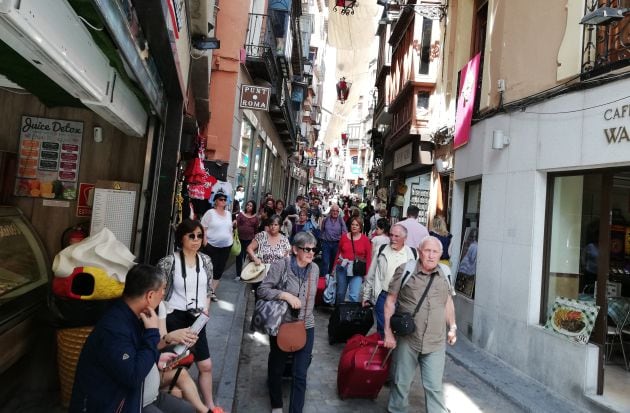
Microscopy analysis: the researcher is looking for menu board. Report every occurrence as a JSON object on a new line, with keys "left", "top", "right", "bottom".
{"left": 409, "top": 173, "right": 431, "bottom": 226}
{"left": 14, "top": 116, "right": 83, "bottom": 200}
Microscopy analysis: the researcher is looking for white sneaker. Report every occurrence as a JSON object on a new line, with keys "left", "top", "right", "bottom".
{"left": 271, "top": 408, "right": 283, "bottom": 413}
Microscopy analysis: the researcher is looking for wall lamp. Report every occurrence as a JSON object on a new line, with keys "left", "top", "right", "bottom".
{"left": 580, "top": 6, "right": 629, "bottom": 25}
{"left": 492, "top": 130, "right": 510, "bottom": 150}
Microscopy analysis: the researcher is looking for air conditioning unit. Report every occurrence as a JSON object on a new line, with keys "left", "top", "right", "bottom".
{"left": 0, "top": 0, "right": 148, "bottom": 137}
{"left": 84, "top": 71, "right": 148, "bottom": 138}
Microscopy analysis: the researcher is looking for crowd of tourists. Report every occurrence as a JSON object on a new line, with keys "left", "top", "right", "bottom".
{"left": 69, "top": 189, "right": 457, "bottom": 413}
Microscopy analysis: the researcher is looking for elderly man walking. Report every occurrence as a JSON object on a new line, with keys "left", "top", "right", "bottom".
{"left": 362, "top": 224, "right": 417, "bottom": 337}
{"left": 319, "top": 204, "right": 347, "bottom": 277}
{"left": 383, "top": 236, "right": 457, "bottom": 413}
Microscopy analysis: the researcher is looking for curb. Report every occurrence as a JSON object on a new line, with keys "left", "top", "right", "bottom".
{"left": 446, "top": 335, "right": 589, "bottom": 413}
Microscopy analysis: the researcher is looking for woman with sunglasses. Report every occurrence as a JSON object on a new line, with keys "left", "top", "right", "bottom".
{"left": 200, "top": 192, "right": 233, "bottom": 302}
{"left": 156, "top": 219, "right": 224, "bottom": 413}
{"left": 333, "top": 216, "right": 372, "bottom": 304}
{"left": 257, "top": 231, "right": 319, "bottom": 413}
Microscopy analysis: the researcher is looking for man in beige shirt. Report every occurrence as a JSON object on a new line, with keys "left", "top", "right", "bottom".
{"left": 383, "top": 236, "right": 457, "bottom": 413}
{"left": 362, "top": 224, "right": 417, "bottom": 336}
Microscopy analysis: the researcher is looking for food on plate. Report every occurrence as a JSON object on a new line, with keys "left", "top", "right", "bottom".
{"left": 553, "top": 308, "right": 585, "bottom": 333}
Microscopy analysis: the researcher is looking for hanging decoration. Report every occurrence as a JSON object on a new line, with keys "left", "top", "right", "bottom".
{"left": 336, "top": 77, "right": 350, "bottom": 103}
{"left": 334, "top": 0, "right": 358, "bottom": 15}
{"left": 341, "top": 133, "right": 348, "bottom": 146}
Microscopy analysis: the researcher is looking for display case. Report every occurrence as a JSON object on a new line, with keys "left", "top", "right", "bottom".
{"left": 0, "top": 206, "right": 50, "bottom": 374}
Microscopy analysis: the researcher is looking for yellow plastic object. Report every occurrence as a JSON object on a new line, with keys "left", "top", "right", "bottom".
{"left": 79, "top": 266, "right": 125, "bottom": 300}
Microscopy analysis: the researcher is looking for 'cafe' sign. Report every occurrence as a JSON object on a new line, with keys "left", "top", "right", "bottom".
{"left": 603, "top": 101, "right": 630, "bottom": 144}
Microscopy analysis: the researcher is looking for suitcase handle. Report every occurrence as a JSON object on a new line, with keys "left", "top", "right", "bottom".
{"left": 367, "top": 341, "right": 393, "bottom": 368}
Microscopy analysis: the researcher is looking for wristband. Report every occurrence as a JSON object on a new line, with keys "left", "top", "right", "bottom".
{"left": 449, "top": 324, "right": 457, "bottom": 332}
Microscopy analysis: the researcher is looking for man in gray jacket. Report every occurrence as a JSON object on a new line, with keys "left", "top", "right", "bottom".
{"left": 362, "top": 224, "right": 417, "bottom": 336}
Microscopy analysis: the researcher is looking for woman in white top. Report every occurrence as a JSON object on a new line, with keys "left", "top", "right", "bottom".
{"left": 200, "top": 192, "right": 233, "bottom": 302}
{"left": 156, "top": 219, "right": 224, "bottom": 413}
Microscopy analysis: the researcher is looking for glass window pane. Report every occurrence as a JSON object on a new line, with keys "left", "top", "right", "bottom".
{"left": 250, "top": 138, "right": 263, "bottom": 203}
{"left": 543, "top": 174, "right": 602, "bottom": 320}
{"left": 455, "top": 180, "right": 482, "bottom": 299}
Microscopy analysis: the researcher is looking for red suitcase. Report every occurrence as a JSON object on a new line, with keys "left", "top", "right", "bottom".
{"left": 337, "top": 333, "right": 393, "bottom": 399}
{"left": 315, "top": 276, "right": 326, "bottom": 306}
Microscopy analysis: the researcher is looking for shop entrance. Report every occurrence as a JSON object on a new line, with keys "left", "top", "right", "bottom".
{"left": 544, "top": 168, "right": 630, "bottom": 409}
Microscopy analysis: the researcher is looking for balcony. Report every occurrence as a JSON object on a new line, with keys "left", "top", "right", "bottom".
{"left": 245, "top": 13, "right": 298, "bottom": 149}
{"left": 581, "top": 1, "right": 630, "bottom": 78}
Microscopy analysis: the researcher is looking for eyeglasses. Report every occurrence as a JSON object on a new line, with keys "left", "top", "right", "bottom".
{"left": 297, "top": 246, "right": 317, "bottom": 253}
{"left": 187, "top": 233, "right": 203, "bottom": 240}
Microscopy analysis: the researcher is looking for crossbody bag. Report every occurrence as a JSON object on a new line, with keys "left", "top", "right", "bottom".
{"left": 390, "top": 266, "right": 435, "bottom": 336}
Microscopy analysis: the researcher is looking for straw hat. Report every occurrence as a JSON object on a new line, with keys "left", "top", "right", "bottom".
{"left": 241, "top": 261, "right": 269, "bottom": 283}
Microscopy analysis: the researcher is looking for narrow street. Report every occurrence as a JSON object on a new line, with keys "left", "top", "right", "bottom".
{"left": 234, "top": 291, "right": 524, "bottom": 413}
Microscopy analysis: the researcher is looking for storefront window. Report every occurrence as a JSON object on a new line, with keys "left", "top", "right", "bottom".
{"left": 455, "top": 180, "right": 481, "bottom": 299}
{"left": 542, "top": 173, "right": 604, "bottom": 321}
{"left": 259, "top": 144, "right": 269, "bottom": 198}
{"left": 249, "top": 138, "right": 263, "bottom": 203}
{"left": 238, "top": 120, "right": 254, "bottom": 193}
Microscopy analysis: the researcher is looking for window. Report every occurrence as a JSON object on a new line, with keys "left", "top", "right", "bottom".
{"left": 472, "top": 0, "right": 487, "bottom": 113}
{"left": 238, "top": 119, "right": 254, "bottom": 192}
{"left": 455, "top": 180, "right": 482, "bottom": 299}
{"left": 417, "top": 91, "right": 430, "bottom": 114}
{"left": 542, "top": 173, "right": 605, "bottom": 322}
{"left": 418, "top": 18, "right": 433, "bottom": 75}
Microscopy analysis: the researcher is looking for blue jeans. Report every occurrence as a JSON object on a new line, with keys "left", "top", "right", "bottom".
{"left": 388, "top": 340, "right": 447, "bottom": 413}
{"left": 375, "top": 290, "right": 388, "bottom": 337}
{"left": 268, "top": 328, "right": 315, "bottom": 413}
{"left": 320, "top": 240, "right": 339, "bottom": 276}
{"left": 335, "top": 265, "right": 363, "bottom": 304}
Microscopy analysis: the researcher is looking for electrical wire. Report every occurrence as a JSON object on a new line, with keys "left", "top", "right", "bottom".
{"left": 524, "top": 95, "right": 630, "bottom": 115}
{"left": 78, "top": 16, "right": 104, "bottom": 31}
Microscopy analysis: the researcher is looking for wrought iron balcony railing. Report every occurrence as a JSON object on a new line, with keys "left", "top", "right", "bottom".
{"left": 581, "top": 0, "right": 630, "bottom": 77}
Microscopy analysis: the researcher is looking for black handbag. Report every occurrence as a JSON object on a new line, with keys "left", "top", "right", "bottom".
{"left": 390, "top": 274, "right": 435, "bottom": 336}
{"left": 350, "top": 235, "right": 367, "bottom": 277}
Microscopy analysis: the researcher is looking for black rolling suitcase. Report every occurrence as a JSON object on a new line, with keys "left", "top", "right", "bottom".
{"left": 328, "top": 302, "right": 374, "bottom": 344}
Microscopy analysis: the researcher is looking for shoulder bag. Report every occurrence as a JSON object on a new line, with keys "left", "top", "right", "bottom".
{"left": 230, "top": 228, "right": 241, "bottom": 256}
{"left": 251, "top": 260, "right": 288, "bottom": 335}
{"left": 350, "top": 235, "right": 367, "bottom": 277}
{"left": 276, "top": 269, "right": 312, "bottom": 352}
{"left": 390, "top": 267, "right": 435, "bottom": 336}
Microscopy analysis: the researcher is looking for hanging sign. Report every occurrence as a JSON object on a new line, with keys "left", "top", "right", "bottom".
{"left": 454, "top": 53, "right": 481, "bottom": 150}
{"left": 14, "top": 116, "right": 83, "bottom": 200}
{"left": 239, "top": 85, "right": 271, "bottom": 111}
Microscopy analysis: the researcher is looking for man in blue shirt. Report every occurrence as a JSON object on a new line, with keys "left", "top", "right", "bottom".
{"left": 70, "top": 264, "right": 171, "bottom": 412}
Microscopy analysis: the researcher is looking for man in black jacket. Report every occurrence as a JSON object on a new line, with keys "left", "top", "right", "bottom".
{"left": 69, "top": 264, "right": 192, "bottom": 413}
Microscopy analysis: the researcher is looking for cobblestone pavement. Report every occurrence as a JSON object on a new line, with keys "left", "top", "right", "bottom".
{"left": 234, "top": 291, "right": 524, "bottom": 413}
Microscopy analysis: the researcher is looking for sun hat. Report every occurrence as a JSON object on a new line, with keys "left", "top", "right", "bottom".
{"left": 240, "top": 261, "right": 269, "bottom": 283}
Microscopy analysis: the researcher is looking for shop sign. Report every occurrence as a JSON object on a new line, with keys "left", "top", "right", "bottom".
{"left": 239, "top": 85, "right": 271, "bottom": 111}
{"left": 351, "top": 164, "right": 362, "bottom": 175}
{"left": 393, "top": 143, "right": 413, "bottom": 169}
{"left": 603, "top": 102, "right": 630, "bottom": 144}
{"left": 14, "top": 116, "right": 83, "bottom": 200}
{"left": 454, "top": 53, "right": 481, "bottom": 150}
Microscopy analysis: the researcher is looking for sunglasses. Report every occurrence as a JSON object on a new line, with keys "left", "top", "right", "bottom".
{"left": 187, "top": 233, "right": 203, "bottom": 240}
{"left": 297, "top": 246, "right": 317, "bottom": 253}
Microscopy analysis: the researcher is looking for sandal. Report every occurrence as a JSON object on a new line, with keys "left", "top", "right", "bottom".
{"left": 208, "top": 407, "right": 224, "bottom": 413}
{"left": 210, "top": 292, "right": 218, "bottom": 302}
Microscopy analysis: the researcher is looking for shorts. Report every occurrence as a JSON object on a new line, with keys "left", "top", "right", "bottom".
{"left": 166, "top": 309, "right": 210, "bottom": 361}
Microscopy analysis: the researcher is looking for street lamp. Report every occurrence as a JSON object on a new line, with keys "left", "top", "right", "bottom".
{"left": 580, "top": 6, "right": 629, "bottom": 25}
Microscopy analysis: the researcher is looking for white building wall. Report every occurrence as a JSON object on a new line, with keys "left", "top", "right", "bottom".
{"left": 452, "top": 78, "right": 630, "bottom": 407}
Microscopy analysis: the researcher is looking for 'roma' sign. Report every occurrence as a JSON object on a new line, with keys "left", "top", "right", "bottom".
{"left": 239, "top": 85, "right": 271, "bottom": 111}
